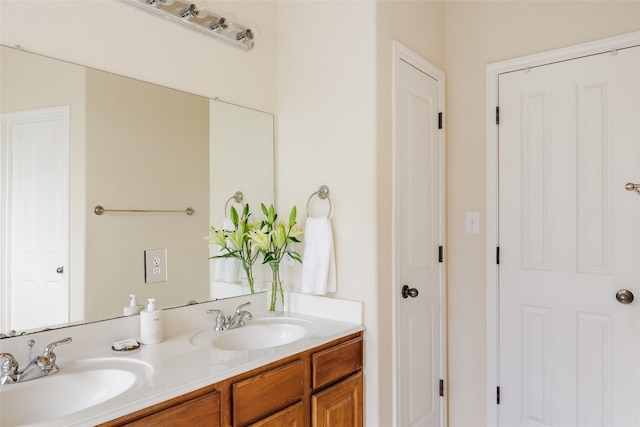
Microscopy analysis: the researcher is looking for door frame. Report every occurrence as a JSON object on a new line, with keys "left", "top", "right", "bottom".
{"left": 391, "top": 39, "right": 447, "bottom": 427}
{"left": 485, "top": 31, "right": 640, "bottom": 427}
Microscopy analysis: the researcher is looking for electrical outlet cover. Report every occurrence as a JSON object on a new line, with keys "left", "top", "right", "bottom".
{"left": 144, "top": 249, "right": 168, "bottom": 283}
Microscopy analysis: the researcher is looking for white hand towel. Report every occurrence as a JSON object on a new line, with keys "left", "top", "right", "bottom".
{"left": 302, "top": 217, "right": 336, "bottom": 295}
{"left": 214, "top": 217, "right": 240, "bottom": 283}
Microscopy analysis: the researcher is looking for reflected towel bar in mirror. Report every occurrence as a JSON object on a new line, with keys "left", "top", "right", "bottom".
{"left": 94, "top": 206, "right": 195, "bottom": 215}
{"left": 224, "top": 191, "right": 244, "bottom": 217}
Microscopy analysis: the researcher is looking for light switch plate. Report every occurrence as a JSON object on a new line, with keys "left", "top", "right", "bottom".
{"left": 465, "top": 211, "right": 480, "bottom": 234}
{"left": 144, "top": 249, "right": 168, "bottom": 283}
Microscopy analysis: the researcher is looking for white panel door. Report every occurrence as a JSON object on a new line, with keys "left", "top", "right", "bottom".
{"left": 499, "top": 47, "right": 640, "bottom": 426}
{"left": 1, "top": 107, "right": 70, "bottom": 331}
{"left": 394, "top": 43, "right": 445, "bottom": 427}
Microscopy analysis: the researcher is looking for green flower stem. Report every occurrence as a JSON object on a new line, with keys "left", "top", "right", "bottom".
{"left": 269, "top": 262, "right": 282, "bottom": 312}
{"left": 242, "top": 263, "right": 255, "bottom": 294}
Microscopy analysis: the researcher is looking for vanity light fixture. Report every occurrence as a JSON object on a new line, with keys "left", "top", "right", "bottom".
{"left": 120, "top": 0, "right": 255, "bottom": 51}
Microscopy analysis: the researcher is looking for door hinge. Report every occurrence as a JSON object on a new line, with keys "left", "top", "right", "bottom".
{"left": 438, "top": 246, "right": 444, "bottom": 263}
{"left": 496, "top": 106, "right": 500, "bottom": 125}
{"left": 496, "top": 247, "right": 500, "bottom": 265}
{"left": 439, "top": 379, "right": 445, "bottom": 397}
{"left": 497, "top": 386, "right": 501, "bottom": 404}
{"left": 438, "top": 112, "right": 443, "bottom": 130}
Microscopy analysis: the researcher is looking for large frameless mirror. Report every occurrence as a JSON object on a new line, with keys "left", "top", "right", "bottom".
{"left": 0, "top": 46, "right": 274, "bottom": 335}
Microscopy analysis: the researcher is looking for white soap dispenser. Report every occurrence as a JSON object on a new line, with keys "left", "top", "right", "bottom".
{"left": 123, "top": 294, "right": 143, "bottom": 316}
{"left": 140, "top": 298, "right": 163, "bottom": 345}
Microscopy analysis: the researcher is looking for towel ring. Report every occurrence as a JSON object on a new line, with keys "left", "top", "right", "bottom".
{"left": 224, "top": 191, "right": 244, "bottom": 217}
{"left": 306, "top": 185, "right": 332, "bottom": 219}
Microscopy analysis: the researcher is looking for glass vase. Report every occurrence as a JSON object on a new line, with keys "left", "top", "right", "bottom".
{"left": 269, "top": 263, "right": 284, "bottom": 313}
{"left": 241, "top": 262, "right": 255, "bottom": 294}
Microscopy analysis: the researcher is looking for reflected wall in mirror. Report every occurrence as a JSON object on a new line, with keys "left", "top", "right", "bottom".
{"left": 0, "top": 46, "right": 274, "bottom": 334}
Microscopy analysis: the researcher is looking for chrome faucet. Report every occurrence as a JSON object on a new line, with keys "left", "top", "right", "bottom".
{"left": 0, "top": 337, "right": 72, "bottom": 384}
{"left": 207, "top": 302, "right": 253, "bottom": 331}
{"left": 227, "top": 302, "right": 253, "bottom": 329}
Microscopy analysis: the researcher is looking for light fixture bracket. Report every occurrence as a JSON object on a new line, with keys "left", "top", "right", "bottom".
{"left": 120, "top": 0, "right": 255, "bottom": 51}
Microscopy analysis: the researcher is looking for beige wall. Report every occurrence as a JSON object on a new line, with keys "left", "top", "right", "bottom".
{"left": 445, "top": 2, "right": 640, "bottom": 426}
{"left": 275, "top": 1, "right": 380, "bottom": 422}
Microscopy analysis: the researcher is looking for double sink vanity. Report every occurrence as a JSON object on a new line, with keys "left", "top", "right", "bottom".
{"left": 0, "top": 293, "right": 364, "bottom": 426}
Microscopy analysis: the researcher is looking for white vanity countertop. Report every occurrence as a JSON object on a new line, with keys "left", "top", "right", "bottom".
{"left": 0, "top": 293, "right": 363, "bottom": 427}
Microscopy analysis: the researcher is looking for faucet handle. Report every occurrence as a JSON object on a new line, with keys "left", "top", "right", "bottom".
{"left": 0, "top": 353, "right": 18, "bottom": 372}
{"left": 42, "top": 337, "right": 72, "bottom": 364}
{"left": 207, "top": 309, "right": 226, "bottom": 331}
{"left": 0, "top": 353, "right": 18, "bottom": 384}
{"left": 235, "top": 301, "right": 251, "bottom": 314}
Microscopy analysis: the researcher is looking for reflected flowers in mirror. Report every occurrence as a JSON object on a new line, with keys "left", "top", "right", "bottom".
{"left": 206, "top": 204, "right": 260, "bottom": 293}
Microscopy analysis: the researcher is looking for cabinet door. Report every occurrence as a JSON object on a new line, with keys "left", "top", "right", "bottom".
{"left": 124, "top": 390, "right": 221, "bottom": 427}
{"left": 312, "top": 372, "right": 363, "bottom": 427}
{"left": 248, "top": 401, "right": 304, "bottom": 427}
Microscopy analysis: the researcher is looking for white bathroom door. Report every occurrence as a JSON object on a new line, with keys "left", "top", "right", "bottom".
{"left": 393, "top": 41, "right": 445, "bottom": 427}
{"left": 1, "top": 107, "right": 70, "bottom": 331}
{"left": 498, "top": 46, "right": 640, "bottom": 426}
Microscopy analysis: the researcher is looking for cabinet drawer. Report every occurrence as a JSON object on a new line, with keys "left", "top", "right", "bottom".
{"left": 232, "top": 359, "right": 304, "bottom": 426}
{"left": 312, "top": 336, "right": 363, "bottom": 390}
{"left": 124, "top": 390, "right": 221, "bottom": 427}
{"left": 248, "top": 401, "right": 304, "bottom": 427}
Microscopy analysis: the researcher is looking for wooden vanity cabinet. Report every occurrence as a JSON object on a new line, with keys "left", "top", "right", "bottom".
{"left": 100, "top": 332, "right": 362, "bottom": 427}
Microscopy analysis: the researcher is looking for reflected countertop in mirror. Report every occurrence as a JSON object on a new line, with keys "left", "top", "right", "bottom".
{"left": 0, "top": 45, "right": 273, "bottom": 335}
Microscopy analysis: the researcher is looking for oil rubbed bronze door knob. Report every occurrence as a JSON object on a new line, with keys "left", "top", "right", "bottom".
{"left": 616, "top": 289, "right": 634, "bottom": 305}
{"left": 402, "top": 285, "right": 419, "bottom": 299}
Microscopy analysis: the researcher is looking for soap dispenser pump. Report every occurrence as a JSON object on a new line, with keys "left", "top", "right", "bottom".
{"left": 123, "top": 294, "right": 143, "bottom": 316}
{"left": 140, "top": 298, "right": 163, "bottom": 345}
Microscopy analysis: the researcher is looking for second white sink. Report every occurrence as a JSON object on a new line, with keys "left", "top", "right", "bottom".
{"left": 214, "top": 323, "right": 306, "bottom": 350}
{"left": 191, "top": 317, "right": 313, "bottom": 351}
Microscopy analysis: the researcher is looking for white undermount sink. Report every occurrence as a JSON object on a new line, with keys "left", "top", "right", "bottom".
{"left": 0, "top": 357, "right": 153, "bottom": 426}
{"left": 190, "top": 317, "right": 312, "bottom": 351}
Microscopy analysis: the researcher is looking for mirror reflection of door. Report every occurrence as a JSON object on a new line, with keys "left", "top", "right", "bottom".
{"left": 1, "top": 106, "right": 70, "bottom": 332}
